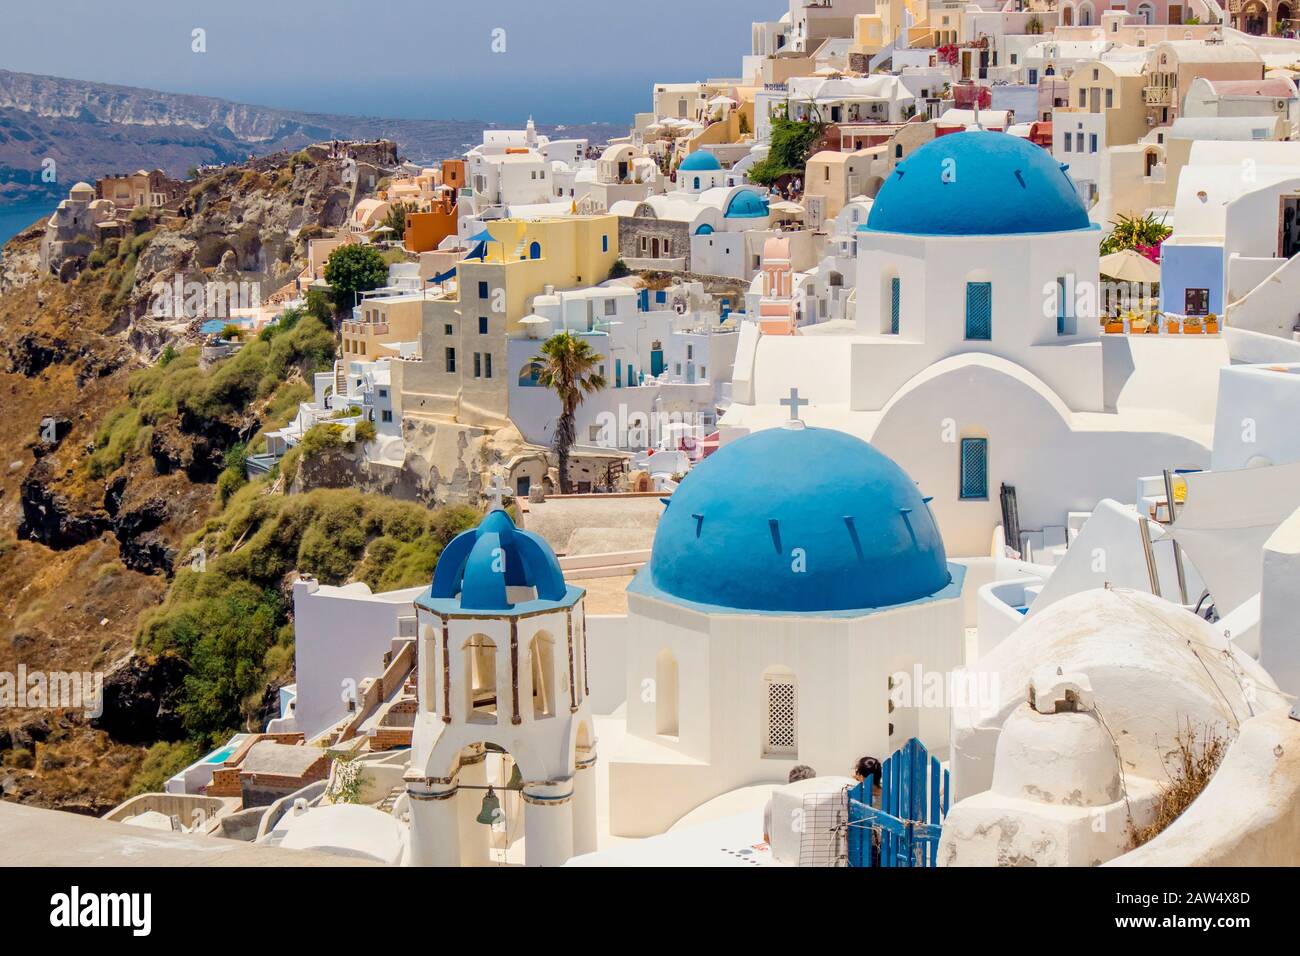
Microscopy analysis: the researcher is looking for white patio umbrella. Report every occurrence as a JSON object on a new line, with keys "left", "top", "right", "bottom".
{"left": 518, "top": 314, "right": 551, "bottom": 339}
{"left": 1099, "top": 248, "right": 1161, "bottom": 284}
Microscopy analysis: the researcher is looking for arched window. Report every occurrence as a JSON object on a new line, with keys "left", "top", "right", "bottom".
{"left": 655, "top": 648, "right": 679, "bottom": 736}
{"left": 762, "top": 666, "right": 798, "bottom": 758}
{"left": 528, "top": 241, "right": 541, "bottom": 260}
{"left": 529, "top": 631, "right": 556, "bottom": 718}
{"left": 518, "top": 360, "right": 544, "bottom": 387}
{"left": 463, "top": 634, "right": 498, "bottom": 723}
{"left": 693, "top": 176, "right": 701, "bottom": 190}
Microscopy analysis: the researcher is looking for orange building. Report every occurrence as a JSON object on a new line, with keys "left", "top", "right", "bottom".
{"left": 404, "top": 159, "right": 465, "bottom": 253}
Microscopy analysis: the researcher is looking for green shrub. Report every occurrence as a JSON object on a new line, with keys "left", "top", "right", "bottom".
{"left": 128, "top": 739, "right": 201, "bottom": 796}
{"left": 138, "top": 489, "right": 482, "bottom": 744}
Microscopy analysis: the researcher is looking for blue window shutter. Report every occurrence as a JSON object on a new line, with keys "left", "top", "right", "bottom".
{"left": 965, "top": 282, "right": 992, "bottom": 340}
{"left": 960, "top": 438, "right": 988, "bottom": 500}
{"left": 890, "top": 276, "right": 901, "bottom": 334}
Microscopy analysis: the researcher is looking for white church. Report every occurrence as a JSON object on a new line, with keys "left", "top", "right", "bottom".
{"left": 724, "top": 130, "right": 1223, "bottom": 556}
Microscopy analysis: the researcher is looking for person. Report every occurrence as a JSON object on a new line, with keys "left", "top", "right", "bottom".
{"left": 853, "top": 756, "right": 882, "bottom": 791}
{"left": 852, "top": 756, "right": 883, "bottom": 867}
{"left": 762, "top": 765, "right": 818, "bottom": 842}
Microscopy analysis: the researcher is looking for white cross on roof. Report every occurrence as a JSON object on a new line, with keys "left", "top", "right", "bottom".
{"left": 485, "top": 474, "right": 510, "bottom": 510}
{"left": 780, "top": 387, "right": 809, "bottom": 423}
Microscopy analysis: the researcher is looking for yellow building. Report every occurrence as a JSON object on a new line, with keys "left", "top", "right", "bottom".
{"left": 341, "top": 293, "right": 424, "bottom": 360}
{"left": 394, "top": 215, "right": 619, "bottom": 428}
{"left": 853, "top": 0, "right": 936, "bottom": 56}
{"left": 1058, "top": 60, "right": 1151, "bottom": 148}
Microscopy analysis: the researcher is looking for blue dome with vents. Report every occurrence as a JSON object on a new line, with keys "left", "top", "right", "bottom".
{"left": 865, "top": 130, "right": 1092, "bottom": 237}
{"left": 679, "top": 151, "right": 722, "bottom": 171}
{"left": 422, "top": 508, "right": 576, "bottom": 613}
{"left": 725, "top": 189, "right": 770, "bottom": 219}
{"left": 642, "top": 426, "right": 954, "bottom": 614}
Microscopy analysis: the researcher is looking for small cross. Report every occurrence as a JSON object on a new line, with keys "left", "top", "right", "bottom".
{"left": 780, "top": 387, "right": 809, "bottom": 422}
{"left": 485, "top": 474, "right": 509, "bottom": 510}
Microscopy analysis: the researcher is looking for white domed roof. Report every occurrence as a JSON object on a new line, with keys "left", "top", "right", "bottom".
{"left": 965, "top": 588, "right": 1284, "bottom": 781}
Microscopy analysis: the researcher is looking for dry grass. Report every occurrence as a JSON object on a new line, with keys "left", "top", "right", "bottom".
{"left": 1127, "top": 721, "right": 1227, "bottom": 849}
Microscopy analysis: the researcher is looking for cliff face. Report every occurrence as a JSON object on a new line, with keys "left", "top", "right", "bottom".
{"left": 0, "top": 145, "right": 365, "bottom": 811}
{"left": 0, "top": 70, "right": 621, "bottom": 202}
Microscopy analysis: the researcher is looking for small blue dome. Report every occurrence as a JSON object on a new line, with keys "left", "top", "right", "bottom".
{"left": 648, "top": 427, "right": 952, "bottom": 613}
{"left": 725, "top": 189, "right": 769, "bottom": 219}
{"left": 865, "top": 131, "right": 1090, "bottom": 237}
{"left": 429, "top": 508, "right": 567, "bottom": 611}
{"left": 679, "top": 151, "right": 722, "bottom": 171}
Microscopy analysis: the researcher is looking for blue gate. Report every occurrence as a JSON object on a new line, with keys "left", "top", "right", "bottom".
{"left": 846, "top": 738, "right": 949, "bottom": 867}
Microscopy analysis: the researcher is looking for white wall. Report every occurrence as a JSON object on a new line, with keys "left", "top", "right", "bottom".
{"left": 292, "top": 580, "right": 419, "bottom": 741}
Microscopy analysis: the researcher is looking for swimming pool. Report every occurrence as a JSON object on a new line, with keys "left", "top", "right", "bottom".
{"left": 205, "top": 746, "right": 236, "bottom": 764}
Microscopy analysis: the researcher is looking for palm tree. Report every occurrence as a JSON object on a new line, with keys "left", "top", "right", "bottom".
{"left": 532, "top": 332, "right": 607, "bottom": 494}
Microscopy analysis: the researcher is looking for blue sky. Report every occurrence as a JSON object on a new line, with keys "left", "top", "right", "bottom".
{"left": 0, "top": 0, "right": 765, "bottom": 124}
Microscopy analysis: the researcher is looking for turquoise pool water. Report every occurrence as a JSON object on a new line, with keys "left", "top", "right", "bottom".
{"left": 205, "top": 746, "right": 236, "bottom": 764}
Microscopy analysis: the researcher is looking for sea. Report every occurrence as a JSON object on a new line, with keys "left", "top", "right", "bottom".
{"left": 0, "top": 199, "right": 57, "bottom": 247}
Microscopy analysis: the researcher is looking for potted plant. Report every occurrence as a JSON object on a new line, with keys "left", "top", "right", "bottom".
{"left": 1104, "top": 314, "right": 1124, "bottom": 334}
{"left": 1130, "top": 312, "right": 1151, "bottom": 334}
{"left": 1166, "top": 314, "right": 1181, "bottom": 334}
{"left": 1205, "top": 313, "right": 1219, "bottom": 334}
{"left": 1184, "top": 315, "right": 1204, "bottom": 334}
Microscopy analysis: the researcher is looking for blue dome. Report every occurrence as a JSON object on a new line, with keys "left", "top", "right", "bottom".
{"left": 865, "top": 131, "right": 1090, "bottom": 237}
{"left": 679, "top": 151, "right": 722, "bottom": 171}
{"left": 647, "top": 427, "right": 952, "bottom": 613}
{"left": 725, "top": 189, "right": 769, "bottom": 219}
{"left": 428, "top": 508, "right": 568, "bottom": 611}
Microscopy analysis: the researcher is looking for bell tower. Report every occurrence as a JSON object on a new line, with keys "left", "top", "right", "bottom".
{"left": 404, "top": 507, "right": 597, "bottom": 866}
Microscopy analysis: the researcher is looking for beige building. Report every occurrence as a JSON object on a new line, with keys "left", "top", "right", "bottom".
{"left": 1061, "top": 59, "right": 1151, "bottom": 148}
{"left": 1142, "top": 41, "right": 1265, "bottom": 127}
{"left": 341, "top": 293, "right": 425, "bottom": 361}
{"left": 393, "top": 216, "right": 619, "bottom": 429}
{"left": 96, "top": 168, "right": 184, "bottom": 209}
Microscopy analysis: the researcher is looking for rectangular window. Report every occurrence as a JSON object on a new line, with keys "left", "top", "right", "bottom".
{"left": 381, "top": 409, "right": 393, "bottom": 423}
{"left": 1078, "top": 88, "right": 1086, "bottom": 108}
{"left": 445, "top": 347, "right": 456, "bottom": 373}
{"left": 965, "top": 282, "right": 992, "bottom": 340}
{"left": 473, "top": 352, "right": 482, "bottom": 378}
{"left": 485, "top": 353, "right": 493, "bottom": 378}
{"left": 1075, "top": 132, "right": 1084, "bottom": 152}
{"left": 444, "top": 324, "right": 453, "bottom": 335}
{"left": 604, "top": 298, "right": 616, "bottom": 316}
{"left": 1185, "top": 288, "right": 1210, "bottom": 316}
{"left": 1056, "top": 276, "right": 1077, "bottom": 335}
{"left": 602, "top": 234, "right": 609, "bottom": 253}
{"left": 479, "top": 316, "right": 488, "bottom": 334}
{"left": 1105, "top": 88, "right": 1113, "bottom": 108}
{"left": 478, "top": 281, "right": 489, "bottom": 299}
{"left": 1063, "top": 135, "right": 1072, "bottom": 153}
{"left": 960, "top": 438, "right": 989, "bottom": 500}
{"left": 1089, "top": 134, "right": 1098, "bottom": 153}
{"left": 379, "top": 388, "right": 388, "bottom": 398}
{"left": 890, "top": 276, "right": 901, "bottom": 334}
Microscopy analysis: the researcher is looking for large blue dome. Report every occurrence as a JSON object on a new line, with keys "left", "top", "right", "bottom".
{"left": 646, "top": 427, "right": 952, "bottom": 613}
{"left": 865, "top": 131, "right": 1091, "bottom": 237}
{"left": 679, "top": 151, "right": 722, "bottom": 171}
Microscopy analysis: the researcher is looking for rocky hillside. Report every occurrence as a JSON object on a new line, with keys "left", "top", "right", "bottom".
{"left": 0, "top": 145, "right": 391, "bottom": 811}
{"left": 0, "top": 70, "right": 621, "bottom": 202}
